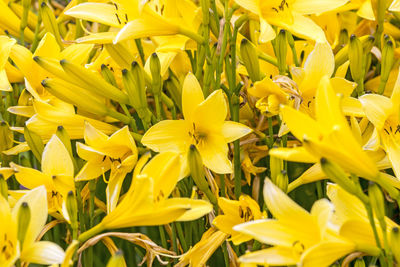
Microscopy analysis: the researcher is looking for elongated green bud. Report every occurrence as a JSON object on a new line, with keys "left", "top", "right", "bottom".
{"left": 390, "top": 227, "right": 400, "bottom": 263}
{"left": 0, "top": 121, "right": 13, "bottom": 152}
{"left": 122, "top": 67, "right": 147, "bottom": 120}
{"left": 270, "top": 154, "right": 283, "bottom": 185}
{"left": 320, "top": 158, "right": 359, "bottom": 197}
{"left": 40, "top": 2, "right": 63, "bottom": 48}
{"left": 101, "top": 64, "right": 118, "bottom": 87}
{"left": 0, "top": 174, "right": 8, "bottom": 199}
{"left": 150, "top": 53, "right": 162, "bottom": 96}
{"left": 20, "top": 0, "right": 31, "bottom": 31}
{"left": 164, "top": 77, "right": 182, "bottom": 110}
{"left": 17, "top": 202, "right": 31, "bottom": 247}
{"left": 275, "top": 29, "right": 287, "bottom": 74}
{"left": 379, "top": 38, "right": 395, "bottom": 94}
{"left": 56, "top": 126, "right": 72, "bottom": 157}
{"left": 24, "top": 124, "right": 44, "bottom": 162}
{"left": 349, "top": 34, "right": 364, "bottom": 82}
{"left": 276, "top": 170, "right": 288, "bottom": 193}
{"left": 363, "top": 35, "right": 375, "bottom": 54}
{"left": 106, "top": 250, "right": 125, "bottom": 267}
{"left": 240, "top": 39, "right": 261, "bottom": 82}
{"left": 60, "top": 59, "right": 129, "bottom": 104}
{"left": 354, "top": 258, "right": 366, "bottom": 267}
{"left": 335, "top": 35, "right": 371, "bottom": 68}
{"left": 368, "top": 182, "right": 386, "bottom": 228}
{"left": 131, "top": 61, "right": 147, "bottom": 107}
{"left": 33, "top": 56, "right": 70, "bottom": 81}
{"left": 105, "top": 43, "right": 135, "bottom": 69}
{"left": 188, "top": 145, "right": 217, "bottom": 205}
{"left": 66, "top": 191, "right": 78, "bottom": 232}
{"left": 339, "top": 29, "right": 349, "bottom": 47}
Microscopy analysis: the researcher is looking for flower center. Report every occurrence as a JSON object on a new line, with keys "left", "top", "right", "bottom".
{"left": 188, "top": 123, "right": 207, "bottom": 146}
{"left": 1, "top": 233, "right": 15, "bottom": 261}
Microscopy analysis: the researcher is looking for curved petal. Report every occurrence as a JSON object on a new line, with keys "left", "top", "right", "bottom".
{"left": 84, "top": 121, "right": 109, "bottom": 146}
{"left": 42, "top": 135, "right": 74, "bottom": 177}
{"left": 21, "top": 241, "right": 65, "bottom": 265}
{"left": 300, "top": 241, "right": 355, "bottom": 267}
{"left": 310, "top": 199, "right": 333, "bottom": 237}
{"left": 277, "top": 13, "right": 326, "bottom": 43}
{"left": 10, "top": 162, "right": 52, "bottom": 189}
{"left": 234, "top": 0, "right": 259, "bottom": 14}
{"left": 182, "top": 73, "right": 204, "bottom": 122}
{"left": 292, "top": 0, "right": 349, "bottom": 14}
{"left": 238, "top": 247, "right": 299, "bottom": 265}
{"left": 359, "top": 94, "right": 392, "bottom": 130}
{"left": 64, "top": 3, "right": 122, "bottom": 28}
{"left": 221, "top": 121, "right": 252, "bottom": 143}
{"left": 269, "top": 147, "right": 318, "bottom": 163}
{"left": 197, "top": 133, "right": 232, "bottom": 174}
{"left": 175, "top": 198, "right": 213, "bottom": 221}
{"left": 141, "top": 120, "right": 191, "bottom": 153}
{"left": 194, "top": 90, "right": 227, "bottom": 130}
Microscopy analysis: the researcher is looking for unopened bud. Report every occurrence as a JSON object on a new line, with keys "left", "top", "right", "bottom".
{"left": 349, "top": 34, "right": 364, "bottom": 82}
{"left": 240, "top": 39, "right": 261, "bottom": 82}
{"left": 338, "top": 29, "right": 349, "bottom": 47}
{"left": 379, "top": 38, "right": 395, "bottom": 94}
{"left": 368, "top": 182, "right": 386, "bottom": 228}
{"left": 276, "top": 170, "right": 288, "bottom": 193}
{"left": 20, "top": 0, "right": 31, "bottom": 31}
{"left": 363, "top": 35, "right": 375, "bottom": 54}
{"left": 24, "top": 124, "right": 44, "bottom": 162}
{"left": 66, "top": 191, "right": 78, "bottom": 227}
{"left": 0, "top": 121, "right": 13, "bottom": 152}
{"left": 354, "top": 257, "right": 366, "bottom": 267}
{"left": 188, "top": 145, "right": 217, "bottom": 205}
{"left": 391, "top": 227, "right": 400, "bottom": 263}
{"left": 106, "top": 250, "right": 125, "bottom": 267}
{"left": 40, "top": 2, "right": 63, "bottom": 48}
{"left": 17, "top": 202, "right": 31, "bottom": 247}
{"left": 150, "top": 53, "right": 162, "bottom": 96}
{"left": 101, "top": 64, "right": 118, "bottom": 87}
{"left": 270, "top": 154, "right": 283, "bottom": 185}
{"left": 0, "top": 174, "right": 7, "bottom": 199}
{"left": 275, "top": 29, "right": 287, "bottom": 75}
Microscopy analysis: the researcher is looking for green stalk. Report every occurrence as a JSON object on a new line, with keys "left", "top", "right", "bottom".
{"left": 175, "top": 222, "right": 188, "bottom": 252}
{"left": 134, "top": 39, "right": 145, "bottom": 65}
{"left": 364, "top": 203, "right": 382, "bottom": 249}
{"left": 171, "top": 223, "right": 178, "bottom": 264}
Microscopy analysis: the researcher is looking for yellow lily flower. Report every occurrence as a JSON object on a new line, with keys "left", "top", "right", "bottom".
{"left": 0, "top": 186, "right": 65, "bottom": 266}
{"left": 270, "top": 75, "right": 379, "bottom": 180}
{"left": 359, "top": 68, "right": 400, "bottom": 179}
{"left": 233, "top": 178, "right": 355, "bottom": 266}
{"left": 76, "top": 122, "right": 138, "bottom": 213}
{"left": 141, "top": 73, "right": 252, "bottom": 174}
{"left": 78, "top": 152, "right": 213, "bottom": 242}
{"left": 234, "top": 0, "right": 348, "bottom": 42}
{"left": 10, "top": 135, "right": 75, "bottom": 215}
{"left": 213, "top": 195, "right": 265, "bottom": 245}
{"left": 175, "top": 228, "right": 229, "bottom": 267}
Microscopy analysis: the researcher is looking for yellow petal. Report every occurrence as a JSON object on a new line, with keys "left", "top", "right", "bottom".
{"left": 300, "top": 241, "right": 355, "bottom": 267}
{"left": 278, "top": 13, "right": 326, "bottom": 43}
{"left": 175, "top": 198, "right": 213, "bottom": 221}
{"left": 234, "top": 0, "right": 259, "bottom": 14}
{"left": 288, "top": 164, "right": 325, "bottom": 192}
{"left": 383, "top": 134, "right": 400, "bottom": 179}
{"left": 269, "top": 147, "right": 318, "bottom": 163}
{"left": 21, "top": 241, "right": 65, "bottom": 265}
{"left": 330, "top": 77, "right": 357, "bottom": 97}
{"left": 238, "top": 247, "right": 299, "bottom": 265}
{"left": 11, "top": 162, "right": 52, "bottom": 190}
{"left": 390, "top": 0, "right": 400, "bottom": 11}
{"left": 194, "top": 89, "right": 227, "bottom": 129}
{"left": 42, "top": 135, "right": 74, "bottom": 177}
{"left": 182, "top": 73, "right": 204, "bottom": 122}
{"left": 141, "top": 120, "right": 191, "bottom": 153}
{"left": 65, "top": 3, "right": 123, "bottom": 28}
{"left": 76, "top": 32, "right": 118, "bottom": 44}
{"left": 221, "top": 121, "right": 252, "bottom": 143}
{"left": 357, "top": 0, "right": 375, "bottom": 20}
{"left": 359, "top": 94, "right": 392, "bottom": 130}
{"left": 340, "top": 220, "right": 377, "bottom": 246}
{"left": 60, "top": 44, "right": 94, "bottom": 64}
{"left": 34, "top": 33, "right": 60, "bottom": 58}
{"left": 292, "top": 0, "right": 349, "bottom": 14}
{"left": 197, "top": 133, "right": 232, "bottom": 174}
{"left": 259, "top": 18, "right": 276, "bottom": 43}
{"left": 310, "top": 199, "right": 333, "bottom": 238}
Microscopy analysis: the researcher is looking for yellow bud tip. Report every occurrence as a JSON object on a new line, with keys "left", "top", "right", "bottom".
{"left": 387, "top": 40, "right": 393, "bottom": 47}
{"left": 368, "top": 35, "right": 375, "bottom": 42}
{"left": 40, "top": 2, "right": 46, "bottom": 7}
{"left": 393, "top": 227, "right": 399, "bottom": 233}
{"left": 320, "top": 157, "right": 327, "bottom": 164}
{"left": 33, "top": 56, "right": 40, "bottom": 62}
{"left": 60, "top": 59, "right": 67, "bottom": 66}
{"left": 131, "top": 61, "right": 138, "bottom": 68}
{"left": 241, "top": 39, "right": 248, "bottom": 45}
{"left": 122, "top": 69, "right": 128, "bottom": 75}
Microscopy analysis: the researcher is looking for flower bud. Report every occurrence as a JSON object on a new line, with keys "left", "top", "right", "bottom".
{"left": 390, "top": 227, "right": 400, "bottom": 263}
{"left": 66, "top": 191, "right": 78, "bottom": 229}
{"left": 320, "top": 158, "right": 359, "bottom": 198}
{"left": 240, "top": 39, "right": 261, "bottom": 82}
{"left": 368, "top": 182, "right": 386, "bottom": 228}
{"left": 150, "top": 53, "right": 162, "bottom": 96}
{"left": 164, "top": 76, "right": 182, "bottom": 110}
{"left": 33, "top": 56, "right": 70, "bottom": 81}
{"left": 40, "top": 2, "right": 63, "bottom": 48}
{"left": 0, "top": 121, "right": 13, "bottom": 152}
{"left": 379, "top": 38, "right": 395, "bottom": 94}
{"left": 363, "top": 35, "right": 375, "bottom": 54}
{"left": 17, "top": 202, "right": 31, "bottom": 247}
{"left": 20, "top": 0, "right": 31, "bottom": 33}
{"left": 100, "top": 64, "right": 118, "bottom": 87}
{"left": 0, "top": 174, "right": 8, "bottom": 199}
{"left": 106, "top": 250, "right": 125, "bottom": 267}
{"left": 276, "top": 170, "right": 288, "bottom": 193}
{"left": 354, "top": 257, "right": 366, "bottom": 267}
{"left": 338, "top": 29, "right": 349, "bottom": 47}
{"left": 60, "top": 59, "right": 129, "bottom": 104}
{"left": 188, "top": 145, "right": 217, "bottom": 205}
{"left": 275, "top": 29, "right": 287, "bottom": 75}
{"left": 24, "top": 124, "right": 44, "bottom": 162}
{"left": 270, "top": 154, "right": 283, "bottom": 185}
{"left": 349, "top": 34, "right": 364, "bottom": 82}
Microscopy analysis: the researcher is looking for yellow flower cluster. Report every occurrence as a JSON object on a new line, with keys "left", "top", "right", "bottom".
{"left": 1, "top": 0, "right": 400, "bottom": 266}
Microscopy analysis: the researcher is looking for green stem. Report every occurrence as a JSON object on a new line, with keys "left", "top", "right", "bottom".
{"left": 364, "top": 203, "right": 382, "bottom": 249}
{"left": 175, "top": 222, "right": 188, "bottom": 252}
{"left": 134, "top": 39, "right": 145, "bottom": 65}
{"left": 78, "top": 223, "right": 105, "bottom": 244}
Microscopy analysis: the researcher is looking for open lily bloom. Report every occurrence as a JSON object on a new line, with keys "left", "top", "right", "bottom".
{"left": 234, "top": 0, "right": 348, "bottom": 43}
{"left": 76, "top": 122, "right": 138, "bottom": 213}
{"left": 270, "top": 74, "right": 379, "bottom": 180}
{"left": 11, "top": 134, "right": 74, "bottom": 216}
{"left": 359, "top": 68, "right": 400, "bottom": 179}
{"left": 213, "top": 195, "right": 265, "bottom": 245}
{"left": 0, "top": 186, "right": 65, "bottom": 266}
{"left": 80, "top": 152, "right": 212, "bottom": 239}
{"left": 233, "top": 179, "right": 355, "bottom": 266}
{"left": 142, "top": 73, "right": 252, "bottom": 174}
